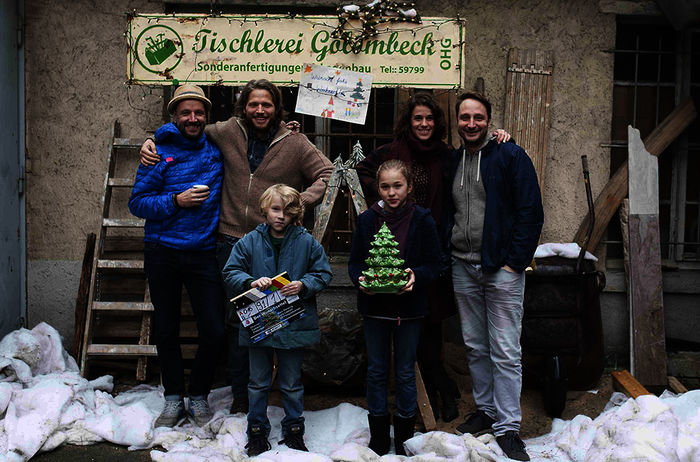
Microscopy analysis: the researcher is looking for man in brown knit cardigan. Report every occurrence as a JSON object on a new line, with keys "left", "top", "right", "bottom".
{"left": 140, "top": 79, "right": 333, "bottom": 416}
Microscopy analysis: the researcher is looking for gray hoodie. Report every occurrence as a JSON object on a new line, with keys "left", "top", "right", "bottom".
{"left": 451, "top": 136, "right": 493, "bottom": 262}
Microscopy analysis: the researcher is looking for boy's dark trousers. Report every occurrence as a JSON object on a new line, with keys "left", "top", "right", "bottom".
{"left": 144, "top": 242, "right": 225, "bottom": 397}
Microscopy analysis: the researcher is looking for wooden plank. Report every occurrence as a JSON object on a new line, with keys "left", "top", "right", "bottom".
{"left": 503, "top": 48, "right": 553, "bottom": 192}
{"left": 72, "top": 233, "right": 96, "bottom": 361}
{"left": 619, "top": 199, "right": 634, "bottom": 372}
{"left": 108, "top": 178, "right": 134, "bottom": 187}
{"left": 113, "top": 137, "right": 148, "bottom": 148}
{"left": 136, "top": 285, "right": 153, "bottom": 381}
{"left": 667, "top": 376, "right": 688, "bottom": 394}
{"left": 415, "top": 362, "right": 437, "bottom": 432}
{"left": 103, "top": 218, "right": 145, "bottom": 228}
{"left": 313, "top": 158, "right": 343, "bottom": 243}
{"left": 87, "top": 344, "right": 157, "bottom": 356}
{"left": 92, "top": 301, "right": 153, "bottom": 311}
{"left": 573, "top": 98, "right": 696, "bottom": 250}
{"left": 627, "top": 126, "right": 667, "bottom": 388}
{"left": 628, "top": 214, "right": 667, "bottom": 386}
{"left": 97, "top": 259, "right": 144, "bottom": 269}
{"left": 611, "top": 369, "right": 651, "bottom": 398}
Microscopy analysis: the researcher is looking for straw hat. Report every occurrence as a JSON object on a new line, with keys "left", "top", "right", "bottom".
{"left": 167, "top": 85, "right": 211, "bottom": 114}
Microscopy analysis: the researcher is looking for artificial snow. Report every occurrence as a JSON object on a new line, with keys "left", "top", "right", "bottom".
{"left": 1, "top": 323, "right": 698, "bottom": 461}
{"left": 534, "top": 243, "right": 598, "bottom": 261}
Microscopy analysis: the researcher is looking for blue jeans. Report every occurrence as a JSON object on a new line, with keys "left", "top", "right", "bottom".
{"left": 247, "top": 346, "right": 305, "bottom": 437}
{"left": 363, "top": 317, "right": 422, "bottom": 418}
{"left": 144, "top": 242, "right": 225, "bottom": 398}
{"left": 216, "top": 236, "right": 249, "bottom": 402}
{"left": 452, "top": 258, "right": 525, "bottom": 435}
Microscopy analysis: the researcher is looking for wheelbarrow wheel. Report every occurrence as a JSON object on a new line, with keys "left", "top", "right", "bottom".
{"left": 543, "top": 355, "right": 567, "bottom": 417}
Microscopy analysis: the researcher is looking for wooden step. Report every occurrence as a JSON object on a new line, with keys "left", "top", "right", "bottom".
{"left": 113, "top": 137, "right": 146, "bottom": 148}
{"left": 97, "top": 259, "right": 144, "bottom": 270}
{"left": 108, "top": 178, "right": 134, "bottom": 187}
{"left": 103, "top": 218, "right": 145, "bottom": 228}
{"left": 92, "top": 301, "right": 153, "bottom": 311}
{"left": 87, "top": 344, "right": 157, "bottom": 356}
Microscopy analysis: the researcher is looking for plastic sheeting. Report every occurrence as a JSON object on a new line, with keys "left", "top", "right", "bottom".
{"left": 1, "top": 323, "right": 699, "bottom": 461}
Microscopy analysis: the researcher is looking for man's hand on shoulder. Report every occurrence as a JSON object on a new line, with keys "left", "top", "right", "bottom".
{"left": 140, "top": 139, "right": 160, "bottom": 166}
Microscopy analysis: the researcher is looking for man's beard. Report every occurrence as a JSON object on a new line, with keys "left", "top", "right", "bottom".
{"left": 462, "top": 130, "right": 489, "bottom": 149}
{"left": 178, "top": 122, "right": 204, "bottom": 139}
{"left": 244, "top": 114, "right": 278, "bottom": 135}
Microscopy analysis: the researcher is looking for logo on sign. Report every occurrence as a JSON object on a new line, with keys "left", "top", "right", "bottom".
{"left": 134, "top": 25, "right": 183, "bottom": 74}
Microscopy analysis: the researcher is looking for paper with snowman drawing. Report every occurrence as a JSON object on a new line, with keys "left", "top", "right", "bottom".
{"left": 295, "top": 63, "right": 372, "bottom": 125}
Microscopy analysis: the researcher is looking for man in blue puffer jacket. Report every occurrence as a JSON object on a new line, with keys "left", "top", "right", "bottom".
{"left": 129, "top": 85, "right": 225, "bottom": 428}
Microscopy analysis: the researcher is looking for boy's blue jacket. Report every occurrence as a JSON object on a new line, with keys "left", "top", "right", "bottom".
{"left": 447, "top": 138, "right": 543, "bottom": 273}
{"left": 348, "top": 205, "right": 442, "bottom": 319}
{"left": 128, "top": 123, "right": 223, "bottom": 250}
{"left": 222, "top": 223, "right": 333, "bottom": 349}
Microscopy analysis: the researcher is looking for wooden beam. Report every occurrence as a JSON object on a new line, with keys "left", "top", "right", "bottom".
{"left": 72, "top": 233, "right": 96, "bottom": 361}
{"left": 611, "top": 369, "right": 651, "bottom": 399}
{"left": 573, "top": 98, "right": 696, "bottom": 251}
{"left": 415, "top": 363, "right": 437, "bottom": 431}
{"left": 667, "top": 376, "right": 688, "bottom": 394}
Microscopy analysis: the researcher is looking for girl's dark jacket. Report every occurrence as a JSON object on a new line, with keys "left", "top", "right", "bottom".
{"left": 348, "top": 205, "right": 442, "bottom": 320}
{"left": 447, "top": 138, "right": 544, "bottom": 273}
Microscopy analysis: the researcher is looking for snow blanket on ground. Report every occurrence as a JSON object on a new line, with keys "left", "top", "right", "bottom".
{"left": 0, "top": 323, "right": 699, "bottom": 461}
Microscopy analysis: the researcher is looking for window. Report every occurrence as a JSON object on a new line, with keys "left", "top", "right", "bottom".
{"left": 607, "top": 18, "right": 700, "bottom": 263}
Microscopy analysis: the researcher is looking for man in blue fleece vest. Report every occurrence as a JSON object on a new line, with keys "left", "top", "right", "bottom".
{"left": 129, "top": 85, "right": 225, "bottom": 428}
{"left": 449, "top": 92, "right": 543, "bottom": 461}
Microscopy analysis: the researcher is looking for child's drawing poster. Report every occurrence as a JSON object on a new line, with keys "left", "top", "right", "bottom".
{"left": 295, "top": 64, "right": 372, "bottom": 125}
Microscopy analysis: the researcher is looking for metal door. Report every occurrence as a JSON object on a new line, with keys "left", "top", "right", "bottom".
{"left": 0, "top": 0, "right": 25, "bottom": 338}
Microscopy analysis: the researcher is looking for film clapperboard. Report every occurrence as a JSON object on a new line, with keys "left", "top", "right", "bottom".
{"left": 230, "top": 272, "right": 305, "bottom": 343}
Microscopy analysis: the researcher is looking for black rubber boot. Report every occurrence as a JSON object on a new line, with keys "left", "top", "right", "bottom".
{"left": 393, "top": 414, "right": 416, "bottom": 456}
{"left": 367, "top": 414, "right": 391, "bottom": 456}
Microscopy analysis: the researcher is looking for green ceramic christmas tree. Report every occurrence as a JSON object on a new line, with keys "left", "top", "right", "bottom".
{"left": 360, "top": 223, "right": 409, "bottom": 293}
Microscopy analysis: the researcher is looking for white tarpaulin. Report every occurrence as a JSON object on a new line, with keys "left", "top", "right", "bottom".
{"left": 0, "top": 323, "right": 698, "bottom": 461}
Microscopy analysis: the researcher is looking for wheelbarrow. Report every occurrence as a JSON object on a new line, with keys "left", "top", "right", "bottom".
{"left": 521, "top": 156, "right": 606, "bottom": 417}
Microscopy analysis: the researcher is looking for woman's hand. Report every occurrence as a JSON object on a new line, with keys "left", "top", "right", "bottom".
{"left": 251, "top": 277, "right": 272, "bottom": 290}
{"left": 397, "top": 268, "right": 415, "bottom": 294}
{"left": 280, "top": 281, "right": 304, "bottom": 296}
{"left": 140, "top": 139, "right": 160, "bottom": 166}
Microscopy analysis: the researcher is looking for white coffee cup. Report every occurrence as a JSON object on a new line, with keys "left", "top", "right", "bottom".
{"left": 192, "top": 184, "right": 209, "bottom": 191}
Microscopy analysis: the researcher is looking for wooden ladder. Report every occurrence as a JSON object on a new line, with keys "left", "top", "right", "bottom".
{"left": 79, "top": 121, "right": 156, "bottom": 380}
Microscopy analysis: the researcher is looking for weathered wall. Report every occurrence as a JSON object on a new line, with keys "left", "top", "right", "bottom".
{"left": 25, "top": 0, "right": 615, "bottom": 347}
{"left": 422, "top": 0, "right": 615, "bottom": 244}
{"left": 25, "top": 0, "right": 164, "bottom": 341}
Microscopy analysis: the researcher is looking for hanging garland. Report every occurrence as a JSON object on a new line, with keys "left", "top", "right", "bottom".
{"left": 332, "top": 0, "right": 422, "bottom": 52}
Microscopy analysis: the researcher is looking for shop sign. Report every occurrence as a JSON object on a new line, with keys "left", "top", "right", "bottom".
{"left": 126, "top": 14, "right": 464, "bottom": 88}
